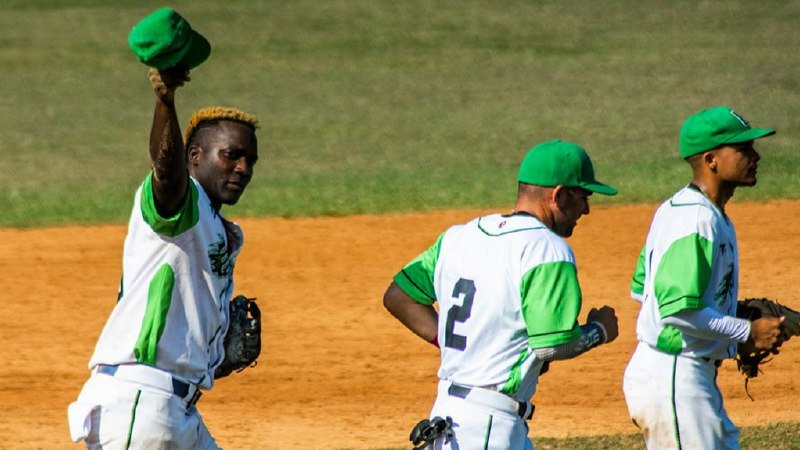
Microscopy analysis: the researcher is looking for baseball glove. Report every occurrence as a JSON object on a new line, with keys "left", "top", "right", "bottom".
{"left": 735, "top": 298, "right": 800, "bottom": 397}
{"left": 215, "top": 295, "right": 261, "bottom": 379}
{"left": 409, "top": 416, "right": 453, "bottom": 450}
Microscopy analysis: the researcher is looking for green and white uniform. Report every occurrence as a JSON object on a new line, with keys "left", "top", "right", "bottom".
{"left": 68, "top": 174, "right": 242, "bottom": 449}
{"left": 395, "top": 212, "right": 584, "bottom": 449}
{"left": 623, "top": 185, "right": 743, "bottom": 450}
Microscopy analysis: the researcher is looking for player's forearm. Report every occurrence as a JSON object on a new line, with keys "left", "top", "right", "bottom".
{"left": 662, "top": 307, "right": 750, "bottom": 342}
{"left": 146, "top": 68, "right": 189, "bottom": 215}
{"left": 150, "top": 100, "right": 186, "bottom": 183}
{"left": 531, "top": 322, "right": 608, "bottom": 362}
{"left": 148, "top": 99, "right": 188, "bottom": 215}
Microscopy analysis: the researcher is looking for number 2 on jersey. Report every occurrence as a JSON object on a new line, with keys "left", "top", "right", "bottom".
{"left": 444, "top": 278, "right": 476, "bottom": 350}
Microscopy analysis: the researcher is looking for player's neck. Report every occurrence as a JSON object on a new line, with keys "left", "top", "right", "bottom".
{"left": 689, "top": 179, "right": 734, "bottom": 213}
{"left": 511, "top": 201, "right": 553, "bottom": 229}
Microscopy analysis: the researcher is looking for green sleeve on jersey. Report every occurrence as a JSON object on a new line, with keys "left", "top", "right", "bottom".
{"left": 656, "top": 325, "right": 684, "bottom": 354}
{"left": 654, "top": 233, "right": 713, "bottom": 318}
{"left": 393, "top": 233, "right": 445, "bottom": 306}
{"left": 134, "top": 263, "right": 175, "bottom": 365}
{"left": 521, "top": 261, "right": 582, "bottom": 348}
{"left": 140, "top": 172, "right": 200, "bottom": 237}
{"left": 631, "top": 244, "right": 646, "bottom": 296}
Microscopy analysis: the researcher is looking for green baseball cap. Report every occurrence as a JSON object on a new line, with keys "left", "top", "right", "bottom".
{"left": 517, "top": 140, "right": 618, "bottom": 196}
{"left": 128, "top": 8, "right": 211, "bottom": 70}
{"left": 679, "top": 106, "right": 775, "bottom": 159}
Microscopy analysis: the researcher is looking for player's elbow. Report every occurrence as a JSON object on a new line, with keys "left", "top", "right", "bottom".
{"left": 382, "top": 282, "right": 410, "bottom": 318}
{"left": 383, "top": 285, "right": 400, "bottom": 315}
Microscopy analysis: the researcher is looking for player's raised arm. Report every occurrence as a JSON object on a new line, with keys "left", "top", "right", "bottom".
{"left": 148, "top": 67, "right": 190, "bottom": 216}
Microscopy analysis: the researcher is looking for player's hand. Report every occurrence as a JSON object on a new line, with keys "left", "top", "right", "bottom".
{"left": 149, "top": 67, "right": 190, "bottom": 104}
{"left": 750, "top": 316, "right": 783, "bottom": 351}
{"left": 587, "top": 305, "right": 619, "bottom": 344}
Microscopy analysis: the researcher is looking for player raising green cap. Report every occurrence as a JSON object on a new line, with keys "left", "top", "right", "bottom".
{"left": 68, "top": 9, "right": 262, "bottom": 450}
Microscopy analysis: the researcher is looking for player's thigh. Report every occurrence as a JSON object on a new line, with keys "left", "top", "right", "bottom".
{"left": 623, "top": 346, "right": 684, "bottom": 448}
{"left": 76, "top": 375, "right": 147, "bottom": 449}
{"left": 193, "top": 407, "right": 222, "bottom": 450}
{"left": 125, "top": 393, "right": 215, "bottom": 450}
{"left": 674, "top": 361, "right": 739, "bottom": 450}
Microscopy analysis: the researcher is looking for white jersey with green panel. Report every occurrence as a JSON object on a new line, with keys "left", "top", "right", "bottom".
{"left": 632, "top": 184, "right": 739, "bottom": 360}
{"left": 394, "top": 213, "right": 583, "bottom": 402}
{"left": 88, "top": 174, "right": 243, "bottom": 390}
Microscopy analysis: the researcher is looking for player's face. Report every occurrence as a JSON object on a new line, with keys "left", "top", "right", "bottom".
{"left": 191, "top": 121, "right": 259, "bottom": 209}
{"left": 714, "top": 141, "right": 760, "bottom": 187}
{"left": 552, "top": 187, "right": 591, "bottom": 238}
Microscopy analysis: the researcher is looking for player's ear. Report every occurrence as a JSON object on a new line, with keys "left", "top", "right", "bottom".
{"left": 703, "top": 151, "right": 717, "bottom": 172}
{"left": 187, "top": 145, "right": 202, "bottom": 166}
{"left": 552, "top": 185, "right": 568, "bottom": 208}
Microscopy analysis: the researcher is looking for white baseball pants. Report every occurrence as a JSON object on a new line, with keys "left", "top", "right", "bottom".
{"left": 68, "top": 364, "right": 219, "bottom": 450}
{"left": 623, "top": 342, "right": 739, "bottom": 450}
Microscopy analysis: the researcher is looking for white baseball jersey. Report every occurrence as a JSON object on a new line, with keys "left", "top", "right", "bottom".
{"left": 394, "top": 212, "right": 583, "bottom": 402}
{"left": 88, "top": 173, "right": 242, "bottom": 389}
{"left": 630, "top": 184, "right": 739, "bottom": 360}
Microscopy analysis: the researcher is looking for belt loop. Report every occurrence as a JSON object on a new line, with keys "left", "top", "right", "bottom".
{"left": 447, "top": 384, "right": 471, "bottom": 399}
{"left": 97, "top": 364, "right": 118, "bottom": 377}
{"left": 187, "top": 389, "right": 203, "bottom": 408}
{"left": 171, "top": 378, "right": 190, "bottom": 398}
{"left": 519, "top": 401, "right": 535, "bottom": 420}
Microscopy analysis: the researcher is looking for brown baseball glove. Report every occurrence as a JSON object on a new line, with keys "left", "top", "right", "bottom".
{"left": 735, "top": 298, "right": 800, "bottom": 398}
{"left": 215, "top": 295, "right": 261, "bottom": 379}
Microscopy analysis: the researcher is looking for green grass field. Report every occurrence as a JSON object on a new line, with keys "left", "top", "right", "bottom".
{"left": 1, "top": 0, "right": 799, "bottom": 227}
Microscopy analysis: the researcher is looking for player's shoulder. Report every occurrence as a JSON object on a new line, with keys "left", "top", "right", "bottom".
{"left": 527, "top": 229, "right": 573, "bottom": 261}
{"left": 659, "top": 186, "right": 721, "bottom": 220}
{"left": 653, "top": 185, "right": 726, "bottom": 240}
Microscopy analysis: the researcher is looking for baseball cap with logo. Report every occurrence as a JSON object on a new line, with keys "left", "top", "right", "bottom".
{"left": 128, "top": 8, "right": 211, "bottom": 70}
{"left": 679, "top": 106, "right": 775, "bottom": 159}
{"left": 517, "top": 140, "right": 618, "bottom": 195}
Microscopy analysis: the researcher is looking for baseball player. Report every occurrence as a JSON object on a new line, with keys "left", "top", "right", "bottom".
{"left": 623, "top": 106, "right": 783, "bottom": 449}
{"left": 66, "top": 66, "right": 259, "bottom": 449}
{"left": 384, "top": 140, "right": 620, "bottom": 450}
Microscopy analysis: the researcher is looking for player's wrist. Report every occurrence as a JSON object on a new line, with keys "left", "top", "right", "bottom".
{"left": 586, "top": 321, "right": 608, "bottom": 345}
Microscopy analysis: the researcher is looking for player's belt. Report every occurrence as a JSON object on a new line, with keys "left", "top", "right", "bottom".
{"left": 96, "top": 364, "right": 202, "bottom": 407}
{"left": 445, "top": 382, "right": 534, "bottom": 420}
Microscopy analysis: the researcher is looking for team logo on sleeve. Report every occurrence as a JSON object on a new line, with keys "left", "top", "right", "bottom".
{"left": 208, "top": 234, "right": 233, "bottom": 278}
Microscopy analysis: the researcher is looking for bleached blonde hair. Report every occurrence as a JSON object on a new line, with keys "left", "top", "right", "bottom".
{"left": 184, "top": 106, "right": 259, "bottom": 145}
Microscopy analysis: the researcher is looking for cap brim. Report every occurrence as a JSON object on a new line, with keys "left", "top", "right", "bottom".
{"left": 178, "top": 31, "right": 211, "bottom": 70}
{"left": 582, "top": 181, "right": 618, "bottom": 196}
{"left": 727, "top": 127, "right": 776, "bottom": 144}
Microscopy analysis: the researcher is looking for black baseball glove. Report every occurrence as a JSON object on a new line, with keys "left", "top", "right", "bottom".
{"left": 215, "top": 295, "right": 262, "bottom": 379}
{"left": 410, "top": 416, "right": 453, "bottom": 450}
{"left": 735, "top": 298, "right": 800, "bottom": 397}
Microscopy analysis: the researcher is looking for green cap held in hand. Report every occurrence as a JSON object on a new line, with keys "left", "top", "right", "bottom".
{"left": 128, "top": 7, "right": 211, "bottom": 70}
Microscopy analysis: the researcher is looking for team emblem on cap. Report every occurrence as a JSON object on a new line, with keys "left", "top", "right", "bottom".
{"left": 729, "top": 110, "right": 750, "bottom": 127}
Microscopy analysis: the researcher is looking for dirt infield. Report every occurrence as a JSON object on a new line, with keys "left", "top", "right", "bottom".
{"left": 2, "top": 201, "right": 799, "bottom": 449}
